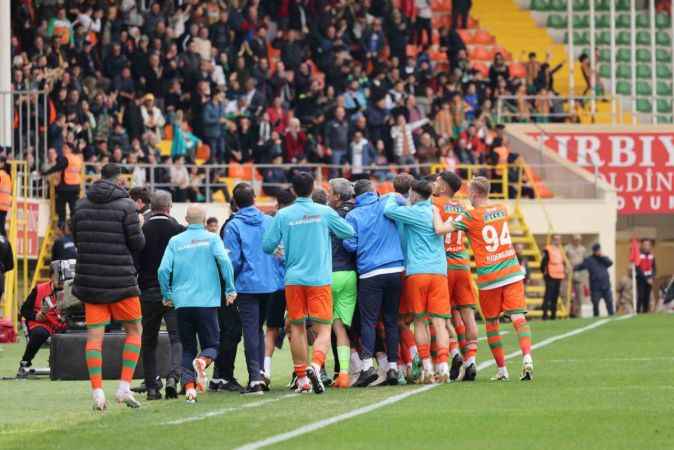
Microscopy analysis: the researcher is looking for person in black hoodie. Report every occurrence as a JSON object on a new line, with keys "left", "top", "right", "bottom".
{"left": 574, "top": 243, "right": 614, "bottom": 317}
{"left": 71, "top": 163, "right": 145, "bottom": 411}
{"left": 136, "top": 190, "right": 185, "bottom": 400}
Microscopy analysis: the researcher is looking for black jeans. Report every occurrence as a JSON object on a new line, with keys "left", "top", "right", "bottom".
{"left": 0, "top": 210, "right": 6, "bottom": 236}
{"left": 176, "top": 307, "right": 220, "bottom": 385}
{"left": 55, "top": 187, "right": 80, "bottom": 228}
{"left": 21, "top": 326, "right": 51, "bottom": 364}
{"left": 141, "top": 295, "right": 182, "bottom": 389}
{"left": 416, "top": 17, "right": 433, "bottom": 46}
{"left": 237, "top": 293, "right": 271, "bottom": 383}
{"left": 452, "top": 0, "right": 472, "bottom": 29}
{"left": 590, "top": 288, "right": 615, "bottom": 317}
{"left": 636, "top": 280, "right": 652, "bottom": 314}
{"left": 542, "top": 277, "right": 562, "bottom": 320}
{"left": 358, "top": 272, "right": 402, "bottom": 363}
{"left": 214, "top": 300, "right": 242, "bottom": 381}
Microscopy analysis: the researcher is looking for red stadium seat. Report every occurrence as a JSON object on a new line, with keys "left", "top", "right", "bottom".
{"left": 471, "top": 61, "right": 490, "bottom": 77}
{"left": 509, "top": 62, "right": 527, "bottom": 78}
{"left": 473, "top": 30, "right": 495, "bottom": 45}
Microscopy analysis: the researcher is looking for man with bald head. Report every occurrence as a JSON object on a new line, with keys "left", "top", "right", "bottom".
{"left": 159, "top": 205, "right": 237, "bottom": 403}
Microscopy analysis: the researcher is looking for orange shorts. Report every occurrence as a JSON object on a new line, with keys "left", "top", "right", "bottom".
{"left": 398, "top": 275, "right": 413, "bottom": 315}
{"left": 85, "top": 297, "right": 142, "bottom": 328}
{"left": 478, "top": 280, "right": 527, "bottom": 320}
{"left": 447, "top": 269, "right": 477, "bottom": 310}
{"left": 406, "top": 274, "right": 450, "bottom": 319}
{"left": 285, "top": 285, "right": 332, "bottom": 325}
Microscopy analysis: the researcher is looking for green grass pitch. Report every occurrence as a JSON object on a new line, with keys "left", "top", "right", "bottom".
{"left": 1, "top": 315, "right": 673, "bottom": 450}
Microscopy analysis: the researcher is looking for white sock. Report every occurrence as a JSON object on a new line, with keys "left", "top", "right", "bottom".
{"left": 498, "top": 366, "right": 509, "bottom": 375}
{"left": 523, "top": 353, "right": 533, "bottom": 365}
{"left": 464, "top": 356, "right": 476, "bottom": 367}
{"left": 211, "top": 378, "right": 224, "bottom": 383}
{"left": 388, "top": 362, "right": 398, "bottom": 371}
{"left": 92, "top": 388, "right": 105, "bottom": 399}
{"left": 350, "top": 351, "right": 362, "bottom": 372}
{"left": 409, "top": 346, "right": 418, "bottom": 359}
{"left": 451, "top": 347, "right": 460, "bottom": 358}
{"left": 117, "top": 381, "right": 130, "bottom": 393}
{"left": 438, "top": 362, "right": 449, "bottom": 373}
{"left": 264, "top": 356, "right": 272, "bottom": 376}
{"left": 422, "top": 358, "right": 433, "bottom": 372}
{"left": 376, "top": 353, "right": 388, "bottom": 369}
{"left": 251, "top": 380, "right": 265, "bottom": 387}
{"left": 362, "top": 358, "right": 373, "bottom": 371}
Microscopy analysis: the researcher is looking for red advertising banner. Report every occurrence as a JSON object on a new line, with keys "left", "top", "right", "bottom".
{"left": 529, "top": 132, "right": 674, "bottom": 215}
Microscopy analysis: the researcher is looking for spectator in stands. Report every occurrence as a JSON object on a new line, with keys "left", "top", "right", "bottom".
{"left": 489, "top": 53, "right": 510, "bottom": 89}
{"left": 391, "top": 114, "right": 429, "bottom": 166}
{"left": 137, "top": 190, "right": 184, "bottom": 401}
{"left": 42, "top": 144, "right": 83, "bottom": 229}
{"left": 325, "top": 107, "right": 350, "bottom": 176}
{"left": 170, "top": 155, "right": 190, "bottom": 202}
{"left": 580, "top": 52, "right": 605, "bottom": 97}
{"left": 541, "top": 234, "right": 566, "bottom": 320}
{"left": 636, "top": 239, "right": 656, "bottom": 314}
{"left": 349, "top": 131, "right": 376, "bottom": 176}
{"left": 574, "top": 243, "right": 614, "bottom": 317}
{"left": 452, "top": 0, "right": 473, "bottom": 29}
{"left": 415, "top": 0, "right": 433, "bottom": 46}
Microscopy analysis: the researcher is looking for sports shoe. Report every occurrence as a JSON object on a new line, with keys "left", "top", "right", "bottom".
{"left": 92, "top": 388, "right": 107, "bottom": 411}
{"left": 386, "top": 369, "right": 399, "bottom": 386}
{"left": 370, "top": 367, "right": 388, "bottom": 387}
{"left": 462, "top": 362, "right": 477, "bottom": 382}
{"left": 450, "top": 353, "right": 464, "bottom": 381}
{"left": 397, "top": 370, "right": 407, "bottom": 385}
{"left": 353, "top": 367, "right": 378, "bottom": 388}
{"left": 333, "top": 372, "right": 350, "bottom": 388}
{"left": 287, "top": 372, "right": 298, "bottom": 391}
{"left": 410, "top": 354, "right": 422, "bottom": 382}
{"left": 520, "top": 361, "right": 534, "bottom": 381}
{"left": 16, "top": 361, "right": 30, "bottom": 379}
{"left": 185, "top": 387, "right": 198, "bottom": 404}
{"left": 418, "top": 370, "right": 435, "bottom": 385}
{"left": 306, "top": 366, "right": 326, "bottom": 394}
{"left": 435, "top": 369, "right": 450, "bottom": 384}
{"left": 490, "top": 367, "right": 510, "bottom": 381}
{"left": 294, "top": 376, "right": 312, "bottom": 393}
{"left": 261, "top": 371, "right": 271, "bottom": 388}
{"left": 241, "top": 383, "right": 265, "bottom": 395}
{"left": 115, "top": 389, "right": 141, "bottom": 408}
{"left": 209, "top": 379, "right": 225, "bottom": 392}
{"left": 222, "top": 378, "right": 244, "bottom": 392}
{"left": 192, "top": 357, "right": 209, "bottom": 392}
{"left": 165, "top": 377, "right": 178, "bottom": 399}
{"left": 320, "top": 367, "right": 333, "bottom": 388}
{"left": 146, "top": 388, "right": 162, "bottom": 401}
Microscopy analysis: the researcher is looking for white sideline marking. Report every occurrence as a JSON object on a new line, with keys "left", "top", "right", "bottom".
{"left": 162, "top": 394, "right": 298, "bottom": 425}
{"left": 477, "top": 331, "right": 509, "bottom": 341}
{"left": 548, "top": 356, "right": 674, "bottom": 363}
{"left": 234, "top": 317, "right": 627, "bottom": 450}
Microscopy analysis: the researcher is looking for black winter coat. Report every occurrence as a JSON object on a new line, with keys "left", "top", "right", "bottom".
{"left": 72, "top": 180, "right": 145, "bottom": 304}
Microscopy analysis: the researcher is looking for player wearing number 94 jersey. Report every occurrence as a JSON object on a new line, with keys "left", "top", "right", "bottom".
{"left": 433, "top": 176, "right": 533, "bottom": 382}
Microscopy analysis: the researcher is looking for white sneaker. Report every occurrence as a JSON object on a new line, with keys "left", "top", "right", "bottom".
{"left": 92, "top": 388, "right": 107, "bottom": 411}
{"left": 115, "top": 389, "right": 141, "bottom": 408}
{"left": 370, "top": 367, "right": 387, "bottom": 387}
{"left": 490, "top": 367, "right": 510, "bottom": 381}
{"left": 294, "top": 376, "right": 312, "bottom": 394}
{"left": 192, "top": 357, "right": 208, "bottom": 392}
{"left": 186, "top": 387, "right": 198, "bottom": 404}
{"left": 435, "top": 369, "right": 450, "bottom": 384}
{"left": 521, "top": 356, "right": 534, "bottom": 381}
{"left": 418, "top": 370, "right": 435, "bottom": 385}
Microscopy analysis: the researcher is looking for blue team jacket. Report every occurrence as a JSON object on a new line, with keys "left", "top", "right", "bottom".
{"left": 262, "top": 197, "right": 355, "bottom": 286}
{"left": 343, "top": 191, "right": 405, "bottom": 276}
{"left": 383, "top": 195, "right": 447, "bottom": 276}
{"left": 158, "top": 224, "right": 236, "bottom": 308}
{"left": 223, "top": 206, "right": 280, "bottom": 294}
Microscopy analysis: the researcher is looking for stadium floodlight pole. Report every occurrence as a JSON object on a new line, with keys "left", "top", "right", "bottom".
{"left": 0, "top": 0, "right": 11, "bottom": 150}
{"left": 649, "top": 0, "right": 657, "bottom": 123}
{"left": 609, "top": 0, "right": 617, "bottom": 125}
{"left": 630, "top": 0, "right": 637, "bottom": 124}
{"left": 567, "top": 0, "right": 575, "bottom": 112}
{"left": 589, "top": 0, "right": 597, "bottom": 120}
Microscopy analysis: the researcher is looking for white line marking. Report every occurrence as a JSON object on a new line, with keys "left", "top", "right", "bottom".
{"left": 162, "top": 393, "right": 298, "bottom": 425}
{"left": 547, "top": 356, "right": 674, "bottom": 363}
{"left": 235, "top": 317, "right": 627, "bottom": 450}
{"left": 477, "top": 331, "right": 509, "bottom": 341}
{"left": 615, "top": 314, "right": 636, "bottom": 321}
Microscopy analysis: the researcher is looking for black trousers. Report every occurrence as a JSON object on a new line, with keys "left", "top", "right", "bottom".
{"left": 237, "top": 293, "right": 270, "bottom": 383}
{"left": 636, "top": 280, "right": 652, "bottom": 314}
{"left": 452, "top": 0, "right": 472, "bottom": 29}
{"left": 214, "top": 300, "right": 242, "bottom": 381}
{"left": 358, "top": 272, "right": 401, "bottom": 363}
{"left": 21, "top": 326, "right": 51, "bottom": 364}
{"left": 542, "top": 277, "right": 562, "bottom": 320}
{"left": 176, "top": 307, "right": 220, "bottom": 385}
{"left": 0, "top": 210, "right": 6, "bottom": 236}
{"left": 141, "top": 297, "right": 182, "bottom": 389}
{"left": 415, "top": 17, "right": 433, "bottom": 46}
{"left": 55, "top": 188, "right": 80, "bottom": 228}
{"left": 591, "top": 288, "right": 615, "bottom": 317}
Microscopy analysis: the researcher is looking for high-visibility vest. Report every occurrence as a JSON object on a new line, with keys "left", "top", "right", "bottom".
{"left": 545, "top": 245, "right": 565, "bottom": 280}
{"left": 0, "top": 170, "right": 11, "bottom": 212}
{"left": 63, "top": 154, "right": 82, "bottom": 186}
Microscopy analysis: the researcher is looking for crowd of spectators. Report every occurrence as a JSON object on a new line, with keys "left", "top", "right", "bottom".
{"left": 11, "top": 0, "right": 541, "bottom": 202}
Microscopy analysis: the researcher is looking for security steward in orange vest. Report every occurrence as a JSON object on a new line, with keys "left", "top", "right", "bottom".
{"left": 42, "top": 144, "right": 83, "bottom": 228}
{"left": 541, "top": 234, "right": 566, "bottom": 320}
{"left": 0, "top": 156, "right": 12, "bottom": 235}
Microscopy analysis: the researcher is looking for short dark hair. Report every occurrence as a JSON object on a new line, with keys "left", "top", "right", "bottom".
{"left": 353, "top": 179, "right": 374, "bottom": 197}
{"left": 232, "top": 182, "right": 255, "bottom": 208}
{"left": 206, "top": 217, "right": 218, "bottom": 225}
{"left": 438, "top": 171, "right": 463, "bottom": 195}
{"left": 291, "top": 171, "right": 314, "bottom": 197}
{"left": 393, "top": 173, "right": 414, "bottom": 195}
{"left": 411, "top": 180, "right": 433, "bottom": 199}
{"left": 129, "top": 186, "right": 151, "bottom": 205}
{"left": 276, "top": 188, "right": 296, "bottom": 208}
{"left": 101, "top": 163, "right": 121, "bottom": 180}
{"left": 311, "top": 188, "right": 328, "bottom": 205}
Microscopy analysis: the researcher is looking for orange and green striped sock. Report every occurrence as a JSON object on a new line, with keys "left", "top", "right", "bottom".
{"left": 512, "top": 317, "right": 532, "bottom": 356}
{"left": 452, "top": 314, "right": 467, "bottom": 356}
{"left": 294, "top": 363, "right": 307, "bottom": 378}
{"left": 485, "top": 319, "right": 505, "bottom": 368}
{"left": 86, "top": 340, "right": 103, "bottom": 390}
{"left": 464, "top": 339, "right": 478, "bottom": 364}
{"left": 429, "top": 325, "right": 438, "bottom": 364}
{"left": 120, "top": 334, "right": 141, "bottom": 383}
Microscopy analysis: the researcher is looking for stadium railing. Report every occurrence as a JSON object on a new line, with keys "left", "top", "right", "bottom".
{"left": 495, "top": 94, "right": 623, "bottom": 124}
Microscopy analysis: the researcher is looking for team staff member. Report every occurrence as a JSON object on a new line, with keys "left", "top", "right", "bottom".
{"left": 51, "top": 220, "right": 77, "bottom": 261}
{"left": 43, "top": 144, "right": 83, "bottom": 229}
{"left": 137, "top": 190, "right": 185, "bottom": 401}
{"left": 71, "top": 163, "right": 145, "bottom": 410}
{"left": 541, "top": 234, "right": 565, "bottom": 320}
{"left": 635, "top": 239, "right": 656, "bottom": 314}
{"left": 262, "top": 172, "right": 355, "bottom": 395}
{"left": 158, "top": 205, "right": 237, "bottom": 404}
{"left": 0, "top": 156, "right": 11, "bottom": 234}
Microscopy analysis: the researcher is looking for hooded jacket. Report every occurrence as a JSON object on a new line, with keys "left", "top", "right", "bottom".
{"left": 72, "top": 179, "right": 145, "bottom": 304}
{"left": 223, "top": 206, "right": 280, "bottom": 294}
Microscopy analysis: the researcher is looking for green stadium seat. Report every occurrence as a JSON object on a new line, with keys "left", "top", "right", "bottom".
{"left": 657, "top": 99, "right": 673, "bottom": 114}
{"left": 564, "top": 31, "right": 589, "bottom": 45}
{"left": 595, "top": 15, "right": 611, "bottom": 29}
{"left": 637, "top": 65, "right": 652, "bottom": 79}
{"left": 637, "top": 31, "right": 651, "bottom": 46}
{"left": 598, "top": 64, "right": 611, "bottom": 78}
{"left": 636, "top": 15, "right": 650, "bottom": 29}
{"left": 636, "top": 48, "right": 651, "bottom": 63}
{"left": 547, "top": 14, "right": 567, "bottom": 29}
{"left": 617, "top": 31, "right": 631, "bottom": 45}
{"left": 573, "top": 15, "right": 590, "bottom": 29}
{"left": 573, "top": 0, "right": 589, "bottom": 12}
{"left": 595, "top": 0, "right": 610, "bottom": 12}
{"left": 656, "top": 115, "right": 673, "bottom": 122}
{"left": 616, "top": 80, "right": 631, "bottom": 95}
{"left": 595, "top": 31, "right": 611, "bottom": 45}
{"left": 656, "top": 13, "right": 671, "bottom": 29}
{"left": 616, "top": 14, "right": 631, "bottom": 29}
{"left": 616, "top": 64, "right": 631, "bottom": 79}
{"left": 550, "top": 0, "right": 566, "bottom": 12}
{"left": 616, "top": 0, "right": 631, "bottom": 11}
{"left": 656, "top": 48, "right": 672, "bottom": 63}
{"left": 636, "top": 81, "right": 652, "bottom": 96}
{"left": 656, "top": 31, "right": 670, "bottom": 46}
{"left": 530, "top": 0, "right": 550, "bottom": 11}
{"left": 616, "top": 48, "right": 631, "bottom": 63}
{"left": 657, "top": 81, "right": 673, "bottom": 96}
{"left": 636, "top": 98, "right": 652, "bottom": 113}
{"left": 657, "top": 64, "right": 673, "bottom": 79}
{"left": 598, "top": 48, "right": 611, "bottom": 61}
